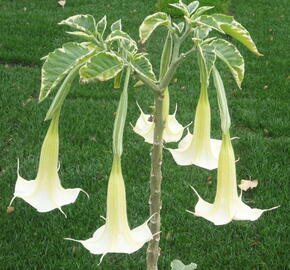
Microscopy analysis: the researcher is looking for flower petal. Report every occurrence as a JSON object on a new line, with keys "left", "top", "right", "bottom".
{"left": 188, "top": 186, "right": 233, "bottom": 225}
{"left": 233, "top": 194, "right": 280, "bottom": 221}
{"left": 168, "top": 133, "right": 222, "bottom": 170}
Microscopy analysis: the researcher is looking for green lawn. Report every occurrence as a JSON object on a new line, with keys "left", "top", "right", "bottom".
{"left": 0, "top": 0, "right": 289, "bottom": 269}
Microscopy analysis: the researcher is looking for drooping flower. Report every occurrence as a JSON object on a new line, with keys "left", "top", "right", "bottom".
{"left": 187, "top": 133, "right": 279, "bottom": 225}
{"left": 9, "top": 111, "right": 87, "bottom": 216}
{"left": 168, "top": 84, "right": 221, "bottom": 170}
{"left": 187, "top": 66, "right": 279, "bottom": 225}
{"left": 132, "top": 88, "right": 185, "bottom": 144}
{"left": 65, "top": 67, "right": 153, "bottom": 262}
{"left": 65, "top": 155, "right": 153, "bottom": 261}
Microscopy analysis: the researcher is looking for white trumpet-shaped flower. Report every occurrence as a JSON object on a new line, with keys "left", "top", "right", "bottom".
{"left": 66, "top": 67, "right": 152, "bottom": 262}
{"left": 133, "top": 88, "right": 185, "bottom": 144}
{"left": 65, "top": 155, "right": 153, "bottom": 261}
{"left": 168, "top": 86, "right": 221, "bottom": 170}
{"left": 187, "top": 66, "right": 279, "bottom": 225}
{"left": 188, "top": 134, "right": 279, "bottom": 225}
{"left": 9, "top": 112, "right": 87, "bottom": 216}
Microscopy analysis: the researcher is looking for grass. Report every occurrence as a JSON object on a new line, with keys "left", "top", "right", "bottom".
{"left": 0, "top": 0, "right": 289, "bottom": 269}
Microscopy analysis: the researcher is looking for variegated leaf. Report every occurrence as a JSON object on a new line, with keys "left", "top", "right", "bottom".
{"left": 130, "top": 54, "right": 156, "bottom": 81}
{"left": 111, "top": 19, "right": 122, "bottom": 32}
{"left": 191, "top": 6, "right": 214, "bottom": 19}
{"left": 212, "top": 39, "right": 244, "bottom": 88}
{"left": 106, "top": 30, "right": 138, "bottom": 54}
{"left": 80, "top": 52, "right": 124, "bottom": 82}
{"left": 40, "top": 42, "right": 91, "bottom": 101}
{"left": 195, "top": 15, "right": 225, "bottom": 34}
{"left": 96, "top": 15, "right": 107, "bottom": 40}
{"left": 211, "top": 14, "right": 262, "bottom": 56}
{"left": 139, "top": 12, "right": 171, "bottom": 43}
{"left": 59, "top": 14, "right": 97, "bottom": 36}
{"left": 187, "top": 1, "right": 199, "bottom": 15}
{"left": 171, "top": 259, "right": 197, "bottom": 270}
{"left": 169, "top": 2, "right": 189, "bottom": 16}
{"left": 66, "top": 31, "right": 95, "bottom": 41}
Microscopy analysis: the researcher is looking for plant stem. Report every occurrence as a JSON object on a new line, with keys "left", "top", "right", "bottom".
{"left": 147, "top": 91, "right": 165, "bottom": 270}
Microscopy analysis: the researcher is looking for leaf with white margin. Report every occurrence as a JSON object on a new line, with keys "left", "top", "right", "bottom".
{"left": 80, "top": 52, "right": 124, "bottom": 82}
{"left": 169, "top": 2, "right": 189, "bottom": 16}
{"left": 66, "top": 31, "right": 96, "bottom": 41}
{"left": 130, "top": 54, "right": 156, "bottom": 81}
{"left": 106, "top": 30, "right": 138, "bottom": 54}
{"left": 195, "top": 15, "right": 225, "bottom": 33}
{"left": 139, "top": 12, "right": 171, "bottom": 44}
{"left": 173, "top": 22, "right": 185, "bottom": 33}
{"left": 39, "top": 42, "right": 91, "bottom": 101}
{"left": 191, "top": 6, "right": 214, "bottom": 19}
{"left": 59, "top": 14, "right": 97, "bottom": 36}
{"left": 211, "top": 14, "right": 263, "bottom": 56}
{"left": 187, "top": 1, "right": 199, "bottom": 15}
{"left": 212, "top": 39, "right": 244, "bottom": 88}
{"left": 111, "top": 19, "right": 122, "bottom": 32}
{"left": 171, "top": 259, "right": 197, "bottom": 270}
{"left": 96, "top": 16, "right": 107, "bottom": 40}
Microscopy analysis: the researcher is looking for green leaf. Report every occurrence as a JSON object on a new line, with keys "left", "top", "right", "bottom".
{"left": 106, "top": 30, "right": 138, "bottom": 54}
{"left": 45, "top": 65, "right": 80, "bottom": 120}
{"left": 187, "top": 1, "right": 199, "bottom": 15}
{"left": 130, "top": 54, "right": 156, "bottom": 81}
{"left": 173, "top": 22, "right": 185, "bottom": 33}
{"left": 194, "top": 15, "right": 225, "bottom": 34}
{"left": 171, "top": 259, "right": 197, "bottom": 270}
{"left": 191, "top": 6, "right": 214, "bottom": 18}
{"left": 59, "top": 14, "right": 97, "bottom": 36}
{"left": 39, "top": 42, "right": 91, "bottom": 101}
{"left": 195, "top": 25, "right": 211, "bottom": 40}
{"left": 139, "top": 12, "right": 171, "bottom": 43}
{"left": 169, "top": 2, "right": 189, "bottom": 16}
{"left": 96, "top": 15, "right": 107, "bottom": 40}
{"left": 66, "top": 31, "right": 96, "bottom": 41}
{"left": 80, "top": 52, "right": 124, "bottom": 82}
{"left": 211, "top": 14, "right": 263, "bottom": 56}
{"left": 212, "top": 39, "right": 244, "bottom": 88}
{"left": 111, "top": 19, "right": 122, "bottom": 32}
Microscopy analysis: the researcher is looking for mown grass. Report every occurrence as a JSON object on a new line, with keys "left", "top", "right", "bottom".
{"left": 0, "top": 0, "right": 289, "bottom": 269}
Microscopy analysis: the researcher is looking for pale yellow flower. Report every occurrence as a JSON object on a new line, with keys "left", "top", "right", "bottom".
{"left": 65, "top": 155, "right": 153, "bottom": 262}
{"left": 133, "top": 88, "right": 185, "bottom": 144}
{"left": 187, "top": 134, "right": 279, "bottom": 225}
{"left": 168, "top": 88, "right": 221, "bottom": 170}
{"left": 9, "top": 113, "right": 87, "bottom": 216}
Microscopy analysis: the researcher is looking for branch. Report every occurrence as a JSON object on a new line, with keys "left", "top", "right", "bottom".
{"left": 135, "top": 72, "right": 161, "bottom": 93}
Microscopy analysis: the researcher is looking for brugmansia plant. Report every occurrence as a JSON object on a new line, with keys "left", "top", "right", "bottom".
{"left": 10, "top": 1, "right": 278, "bottom": 269}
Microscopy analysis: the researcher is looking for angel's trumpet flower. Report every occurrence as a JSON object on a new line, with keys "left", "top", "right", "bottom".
{"left": 168, "top": 42, "right": 222, "bottom": 170}
{"left": 133, "top": 88, "right": 185, "bottom": 144}
{"left": 9, "top": 111, "right": 87, "bottom": 216}
{"left": 168, "top": 83, "right": 221, "bottom": 170}
{"left": 65, "top": 155, "right": 152, "bottom": 261}
{"left": 65, "top": 67, "right": 152, "bottom": 262}
{"left": 187, "top": 67, "right": 279, "bottom": 225}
